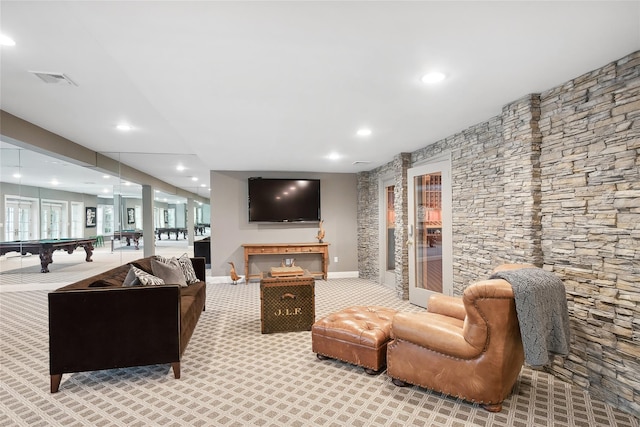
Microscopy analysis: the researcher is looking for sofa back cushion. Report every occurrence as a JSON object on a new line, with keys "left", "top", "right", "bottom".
{"left": 54, "top": 264, "right": 130, "bottom": 291}
{"left": 151, "top": 258, "right": 187, "bottom": 287}
{"left": 128, "top": 257, "right": 154, "bottom": 274}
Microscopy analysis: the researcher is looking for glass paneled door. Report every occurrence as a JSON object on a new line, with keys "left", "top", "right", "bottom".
{"left": 4, "top": 197, "right": 38, "bottom": 241}
{"left": 41, "top": 200, "right": 68, "bottom": 239}
{"left": 408, "top": 160, "right": 453, "bottom": 307}
{"left": 380, "top": 180, "right": 396, "bottom": 288}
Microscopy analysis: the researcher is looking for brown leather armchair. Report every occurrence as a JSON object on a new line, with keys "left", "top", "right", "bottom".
{"left": 387, "top": 278, "right": 524, "bottom": 412}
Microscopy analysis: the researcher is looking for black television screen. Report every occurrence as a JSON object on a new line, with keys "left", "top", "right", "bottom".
{"left": 248, "top": 178, "right": 321, "bottom": 222}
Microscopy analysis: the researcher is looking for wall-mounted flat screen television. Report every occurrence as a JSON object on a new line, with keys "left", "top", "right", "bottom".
{"left": 248, "top": 178, "right": 321, "bottom": 223}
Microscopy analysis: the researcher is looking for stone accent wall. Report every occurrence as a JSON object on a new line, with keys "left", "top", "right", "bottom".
{"left": 538, "top": 51, "right": 640, "bottom": 415}
{"left": 501, "top": 94, "right": 544, "bottom": 267}
{"left": 393, "top": 153, "right": 411, "bottom": 299}
{"left": 357, "top": 153, "right": 411, "bottom": 299}
{"left": 356, "top": 50, "right": 639, "bottom": 416}
{"left": 356, "top": 171, "right": 379, "bottom": 280}
{"left": 412, "top": 116, "right": 511, "bottom": 295}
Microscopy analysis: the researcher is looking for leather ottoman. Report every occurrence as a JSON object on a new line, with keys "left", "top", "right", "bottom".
{"left": 312, "top": 306, "right": 397, "bottom": 374}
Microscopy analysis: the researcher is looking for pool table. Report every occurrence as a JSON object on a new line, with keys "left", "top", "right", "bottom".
{"left": 0, "top": 238, "right": 97, "bottom": 273}
{"left": 195, "top": 223, "right": 209, "bottom": 236}
{"left": 114, "top": 230, "right": 143, "bottom": 250}
{"left": 156, "top": 227, "right": 187, "bottom": 240}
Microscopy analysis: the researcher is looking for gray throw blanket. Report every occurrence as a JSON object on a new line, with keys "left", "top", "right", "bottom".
{"left": 490, "top": 268, "right": 570, "bottom": 367}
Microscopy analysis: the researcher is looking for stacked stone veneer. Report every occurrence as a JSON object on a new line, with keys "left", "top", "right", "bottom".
{"left": 357, "top": 153, "right": 410, "bottom": 299}
{"left": 357, "top": 51, "right": 639, "bottom": 416}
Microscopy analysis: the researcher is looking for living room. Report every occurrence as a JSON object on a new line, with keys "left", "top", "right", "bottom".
{"left": 1, "top": 2, "right": 639, "bottom": 425}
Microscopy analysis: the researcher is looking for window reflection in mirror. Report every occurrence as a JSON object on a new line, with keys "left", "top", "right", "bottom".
{"left": 1, "top": 141, "right": 210, "bottom": 286}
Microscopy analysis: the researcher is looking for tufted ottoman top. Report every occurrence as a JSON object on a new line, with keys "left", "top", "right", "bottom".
{"left": 312, "top": 306, "right": 397, "bottom": 347}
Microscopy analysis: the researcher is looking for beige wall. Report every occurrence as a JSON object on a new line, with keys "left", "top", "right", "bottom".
{"left": 210, "top": 170, "right": 357, "bottom": 277}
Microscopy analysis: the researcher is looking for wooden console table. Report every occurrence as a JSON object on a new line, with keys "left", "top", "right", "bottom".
{"left": 242, "top": 243, "right": 330, "bottom": 281}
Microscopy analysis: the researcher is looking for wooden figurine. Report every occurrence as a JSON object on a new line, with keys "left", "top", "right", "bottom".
{"left": 316, "top": 219, "right": 325, "bottom": 243}
{"left": 228, "top": 261, "right": 241, "bottom": 285}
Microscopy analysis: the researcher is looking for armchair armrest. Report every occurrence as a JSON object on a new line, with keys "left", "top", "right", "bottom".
{"left": 391, "top": 312, "right": 481, "bottom": 359}
{"left": 427, "top": 294, "right": 466, "bottom": 320}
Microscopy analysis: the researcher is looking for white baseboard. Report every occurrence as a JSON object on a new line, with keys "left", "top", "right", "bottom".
{"left": 207, "top": 271, "right": 359, "bottom": 284}
{"left": 327, "top": 271, "right": 359, "bottom": 279}
{"left": 207, "top": 276, "right": 246, "bottom": 285}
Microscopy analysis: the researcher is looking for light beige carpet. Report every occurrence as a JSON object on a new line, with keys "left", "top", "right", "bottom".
{"left": 0, "top": 261, "right": 638, "bottom": 425}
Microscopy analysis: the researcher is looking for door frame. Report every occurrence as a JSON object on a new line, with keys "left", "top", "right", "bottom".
{"left": 408, "top": 157, "right": 453, "bottom": 307}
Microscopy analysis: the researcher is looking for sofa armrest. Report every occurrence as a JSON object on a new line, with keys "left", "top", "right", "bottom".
{"left": 427, "top": 294, "right": 466, "bottom": 320}
{"left": 190, "top": 257, "right": 206, "bottom": 282}
{"left": 49, "top": 285, "right": 181, "bottom": 376}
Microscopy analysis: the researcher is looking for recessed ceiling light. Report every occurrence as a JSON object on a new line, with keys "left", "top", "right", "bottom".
{"left": 191, "top": 177, "right": 198, "bottom": 182}
{"left": 116, "top": 123, "right": 132, "bottom": 131}
{"left": 0, "top": 34, "right": 16, "bottom": 46}
{"left": 326, "top": 152, "right": 341, "bottom": 161}
{"left": 51, "top": 179, "right": 59, "bottom": 186}
{"left": 357, "top": 128, "right": 372, "bottom": 137}
{"left": 200, "top": 184, "right": 206, "bottom": 188}
{"left": 12, "top": 173, "right": 21, "bottom": 178}
{"left": 421, "top": 71, "right": 446, "bottom": 84}
{"left": 102, "top": 175, "right": 110, "bottom": 179}
{"left": 177, "top": 165, "right": 185, "bottom": 171}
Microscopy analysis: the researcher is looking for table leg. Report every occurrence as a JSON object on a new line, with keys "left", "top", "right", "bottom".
{"left": 244, "top": 250, "right": 249, "bottom": 280}
{"left": 83, "top": 243, "right": 94, "bottom": 262}
{"left": 39, "top": 248, "right": 53, "bottom": 273}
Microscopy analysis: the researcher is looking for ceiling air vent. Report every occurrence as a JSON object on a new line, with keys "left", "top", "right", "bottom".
{"left": 29, "top": 71, "right": 78, "bottom": 86}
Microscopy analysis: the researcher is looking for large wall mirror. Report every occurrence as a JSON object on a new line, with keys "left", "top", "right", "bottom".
{"left": 0, "top": 141, "right": 210, "bottom": 287}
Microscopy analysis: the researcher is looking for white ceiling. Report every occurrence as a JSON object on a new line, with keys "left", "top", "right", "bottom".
{"left": 1, "top": 1, "right": 639, "bottom": 199}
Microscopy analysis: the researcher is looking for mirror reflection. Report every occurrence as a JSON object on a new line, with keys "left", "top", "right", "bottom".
{"left": 0, "top": 141, "right": 210, "bottom": 287}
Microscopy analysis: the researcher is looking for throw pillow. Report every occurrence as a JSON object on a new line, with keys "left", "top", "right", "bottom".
{"left": 178, "top": 253, "right": 200, "bottom": 284}
{"left": 123, "top": 265, "right": 141, "bottom": 287}
{"left": 154, "top": 255, "right": 172, "bottom": 265}
{"left": 131, "top": 265, "right": 165, "bottom": 286}
{"left": 151, "top": 257, "right": 187, "bottom": 287}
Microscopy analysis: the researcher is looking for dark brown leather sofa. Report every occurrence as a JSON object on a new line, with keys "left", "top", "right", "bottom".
{"left": 48, "top": 256, "right": 206, "bottom": 393}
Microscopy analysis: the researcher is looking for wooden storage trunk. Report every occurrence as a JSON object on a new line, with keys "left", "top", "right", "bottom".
{"left": 260, "top": 276, "right": 315, "bottom": 334}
